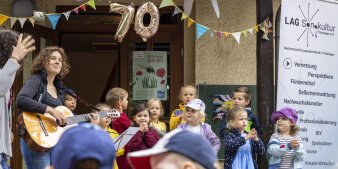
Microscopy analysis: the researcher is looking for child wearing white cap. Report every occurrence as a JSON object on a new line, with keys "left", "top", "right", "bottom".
{"left": 177, "top": 99, "right": 221, "bottom": 154}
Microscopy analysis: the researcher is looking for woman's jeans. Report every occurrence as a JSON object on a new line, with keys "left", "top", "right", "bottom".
{"left": 20, "top": 138, "right": 51, "bottom": 169}
{"left": 0, "top": 153, "right": 10, "bottom": 169}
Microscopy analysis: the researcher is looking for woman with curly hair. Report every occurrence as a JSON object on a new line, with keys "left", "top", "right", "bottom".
{"left": 0, "top": 30, "right": 35, "bottom": 169}
{"left": 16, "top": 46, "right": 70, "bottom": 169}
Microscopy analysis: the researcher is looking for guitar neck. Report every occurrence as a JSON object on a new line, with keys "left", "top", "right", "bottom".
{"left": 66, "top": 111, "right": 110, "bottom": 125}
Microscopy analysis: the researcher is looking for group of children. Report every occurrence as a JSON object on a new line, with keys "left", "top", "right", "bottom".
{"left": 62, "top": 85, "right": 305, "bottom": 169}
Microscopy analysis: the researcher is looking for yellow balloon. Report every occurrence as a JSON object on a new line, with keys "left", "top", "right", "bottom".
{"left": 110, "top": 3, "right": 135, "bottom": 43}
{"left": 134, "top": 2, "right": 160, "bottom": 42}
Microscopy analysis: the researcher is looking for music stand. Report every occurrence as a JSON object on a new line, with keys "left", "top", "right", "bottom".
{"left": 113, "top": 127, "right": 139, "bottom": 150}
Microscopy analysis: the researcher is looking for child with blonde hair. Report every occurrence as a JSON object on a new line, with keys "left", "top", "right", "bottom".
{"left": 267, "top": 107, "right": 305, "bottom": 169}
{"left": 220, "top": 87, "right": 262, "bottom": 139}
{"left": 147, "top": 98, "right": 167, "bottom": 137}
{"left": 177, "top": 99, "right": 220, "bottom": 154}
{"left": 105, "top": 88, "right": 131, "bottom": 169}
{"left": 170, "top": 85, "right": 205, "bottom": 130}
{"left": 223, "top": 107, "right": 265, "bottom": 169}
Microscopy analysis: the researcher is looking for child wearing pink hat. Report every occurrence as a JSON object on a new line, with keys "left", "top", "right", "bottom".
{"left": 267, "top": 107, "right": 305, "bottom": 169}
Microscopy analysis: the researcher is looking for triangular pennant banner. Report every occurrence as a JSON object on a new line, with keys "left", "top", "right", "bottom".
{"left": 28, "top": 17, "right": 35, "bottom": 27}
{"left": 210, "top": 31, "right": 214, "bottom": 37}
{"left": 63, "top": 11, "right": 71, "bottom": 21}
{"left": 73, "top": 8, "right": 79, "bottom": 14}
{"left": 159, "top": 0, "right": 174, "bottom": 8}
{"left": 225, "top": 33, "right": 230, "bottom": 38}
{"left": 254, "top": 26, "right": 259, "bottom": 32}
{"left": 183, "top": 0, "right": 194, "bottom": 17}
{"left": 0, "top": 14, "right": 9, "bottom": 26}
{"left": 187, "top": 18, "right": 194, "bottom": 28}
{"left": 18, "top": 18, "right": 27, "bottom": 28}
{"left": 181, "top": 13, "right": 188, "bottom": 20}
{"left": 172, "top": 7, "right": 181, "bottom": 16}
{"left": 259, "top": 25, "right": 266, "bottom": 32}
{"left": 248, "top": 28, "right": 254, "bottom": 35}
{"left": 196, "top": 24, "right": 209, "bottom": 40}
{"left": 10, "top": 18, "right": 17, "bottom": 28}
{"left": 232, "top": 32, "right": 241, "bottom": 44}
{"left": 242, "top": 31, "right": 248, "bottom": 37}
{"left": 80, "top": 5, "right": 86, "bottom": 12}
{"left": 218, "top": 32, "right": 222, "bottom": 38}
{"left": 86, "top": 0, "right": 96, "bottom": 10}
{"left": 46, "top": 14, "right": 61, "bottom": 30}
{"left": 211, "top": 0, "right": 220, "bottom": 18}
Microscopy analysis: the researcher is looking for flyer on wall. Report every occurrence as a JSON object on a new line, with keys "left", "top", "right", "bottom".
{"left": 277, "top": 0, "right": 338, "bottom": 168}
{"left": 132, "top": 51, "right": 168, "bottom": 100}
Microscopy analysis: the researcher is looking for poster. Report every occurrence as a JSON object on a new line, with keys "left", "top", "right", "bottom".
{"left": 277, "top": 0, "right": 338, "bottom": 168}
{"left": 132, "top": 51, "right": 167, "bottom": 100}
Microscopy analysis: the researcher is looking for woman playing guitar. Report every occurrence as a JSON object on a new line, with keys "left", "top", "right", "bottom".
{"left": 16, "top": 46, "right": 70, "bottom": 169}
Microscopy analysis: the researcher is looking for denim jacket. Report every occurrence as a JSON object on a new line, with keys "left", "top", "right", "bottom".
{"left": 223, "top": 128, "right": 265, "bottom": 169}
{"left": 177, "top": 122, "right": 221, "bottom": 154}
{"left": 267, "top": 133, "right": 305, "bottom": 169}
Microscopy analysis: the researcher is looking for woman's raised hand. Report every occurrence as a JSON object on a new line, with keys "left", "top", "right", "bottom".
{"left": 11, "top": 34, "right": 36, "bottom": 62}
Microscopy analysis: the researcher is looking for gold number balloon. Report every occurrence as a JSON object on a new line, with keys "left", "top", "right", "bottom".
{"left": 134, "top": 2, "right": 160, "bottom": 42}
{"left": 110, "top": 3, "right": 135, "bottom": 43}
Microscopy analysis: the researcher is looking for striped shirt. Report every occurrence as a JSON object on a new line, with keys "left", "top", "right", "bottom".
{"left": 273, "top": 133, "right": 302, "bottom": 169}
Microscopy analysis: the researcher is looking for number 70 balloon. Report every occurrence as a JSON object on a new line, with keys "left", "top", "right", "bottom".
{"left": 110, "top": 2, "right": 160, "bottom": 43}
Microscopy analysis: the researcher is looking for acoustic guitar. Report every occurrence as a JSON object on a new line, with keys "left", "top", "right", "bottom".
{"left": 17, "top": 106, "right": 120, "bottom": 153}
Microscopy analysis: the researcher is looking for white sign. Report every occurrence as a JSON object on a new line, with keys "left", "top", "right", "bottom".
{"left": 277, "top": 0, "right": 338, "bottom": 168}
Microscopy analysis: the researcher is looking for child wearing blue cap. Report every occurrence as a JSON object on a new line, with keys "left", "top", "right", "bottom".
{"left": 267, "top": 107, "right": 305, "bottom": 169}
{"left": 127, "top": 129, "right": 221, "bottom": 169}
{"left": 177, "top": 99, "right": 221, "bottom": 154}
{"left": 45, "top": 125, "right": 116, "bottom": 169}
{"left": 223, "top": 107, "right": 265, "bottom": 169}
{"left": 64, "top": 89, "right": 77, "bottom": 114}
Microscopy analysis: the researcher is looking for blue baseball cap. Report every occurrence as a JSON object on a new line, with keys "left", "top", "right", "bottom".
{"left": 51, "top": 124, "right": 116, "bottom": 169}
{"left": 127, "top": 129, "right": 218, "bottom": 169}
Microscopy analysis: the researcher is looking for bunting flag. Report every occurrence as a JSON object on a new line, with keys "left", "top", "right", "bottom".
{"left": 46, "top": 14, "right": 61, "bottom": 30}
{"left": 248, "top": 28, "right": 254, "bottom": 35}
{"left": 18, "top": 18, "right": 26, "bottom": 28}
{"left": 232, "top": 32, "right": 241, "bottom": 44}
{"left": 10, "top": 18, "right": 17, "bottom": 28}
{"left": 73, "top": 8, "right": 79, "bottom": 14}
{"left": 172, "top": 7, "right": 181, "bottom": 16}
{"left": 187, "top": 18, "right": 194, "bottom": 27}
{"left": 181, "top": 13, "right": 188, "bottom": 20}
{"left": 225, "top": 33, "right": 230, "bottom": 38}
{"left": 159, "top": 0, "right": 174, "bottom": 8}
{"left": 242, "top": 31, "right": 248, "bottom": 37}
{"left": 183, "top": 0, "right": 194, "bottom": 17}
{"left": 217, "top": 32, "right": 222, "bottom": 38}
{"left": 0, "top": 14, "right": 8, "bottom": 26}
{"left": 210, "top": 31, "right": 214, "bottom": 37}
{"left": 160, "top": 0, "right": 273, "bottom": 44}
{"left": 80, "top": 5, "right": 86, "bottom": 12}
{"left": 86, "top": 0, "right": 96, "bottom": 10}
{"left": 196, "top": 24, "right": 209, "bottom": 40}
{"left": 28, "top": 17, "right": 35, "bottom": 27}
{"left": 211, "top": 0, "right": 220, "bottom": 18}
{"left": 0, "top": 0, "right": 95, "bottom": 30}
{"left": 63, "top": 11, "right": 71, "bottom": 21}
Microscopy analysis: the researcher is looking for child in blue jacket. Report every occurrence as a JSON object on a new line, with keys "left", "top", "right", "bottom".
{"left": 223, "top": 107, "right": 265, "bottom": 169}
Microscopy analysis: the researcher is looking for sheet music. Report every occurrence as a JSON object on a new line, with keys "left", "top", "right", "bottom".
{"left": 113, "top": 127, "right": 139, "bottom": 150}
